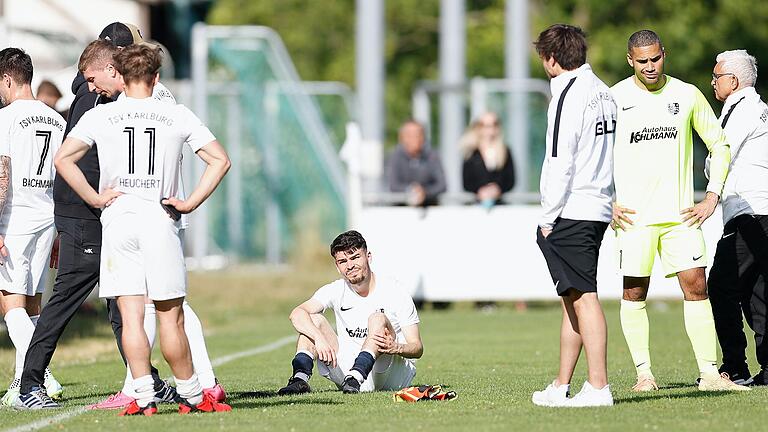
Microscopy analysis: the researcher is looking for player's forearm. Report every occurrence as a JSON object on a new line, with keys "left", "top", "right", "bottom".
{"left": 54, "top": 157, "right": 101, "bottom": 207}
{"left": 0, "top": 156, "right": 10, "bottom": 217}
{"left": 288, "top": 307, "right": 324, "bottom": 342}
{"left": 705, "top": 139, "right": 730, "bottom": 196}
{"left": 397, "top": 340, "right": 423, "bottom": 359}
{"left": 184, "top": 157, "right": 230, "bottom": 212}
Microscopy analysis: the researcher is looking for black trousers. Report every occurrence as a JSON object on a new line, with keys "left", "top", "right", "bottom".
{"left": 20, "top": 215, "right": 159, "bottom": 393}
{"left": 708, "top": 214, "right": 768, "bottom": 371}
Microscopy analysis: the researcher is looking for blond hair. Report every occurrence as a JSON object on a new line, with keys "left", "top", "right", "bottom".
{"left": 460, "top": 115, "right": 507, "bottom": 167}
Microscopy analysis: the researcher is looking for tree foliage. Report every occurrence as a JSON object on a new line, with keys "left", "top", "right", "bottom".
{"left": 207, "top": 0, "right": 768, "bottom": 145}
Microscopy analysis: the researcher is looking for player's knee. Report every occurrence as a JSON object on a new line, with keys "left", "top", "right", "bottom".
{"left": 367, "top": 311, "right": 388, "bottom": 330}
{"left": 622, "top": 288, "right": 647, "bottom": 302}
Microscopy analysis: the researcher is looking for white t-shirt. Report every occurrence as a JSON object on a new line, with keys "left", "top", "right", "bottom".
{"left": 118, "top": 82, "right": 190, "bottom": 228}
{"left": 67, "top": 97, "right": 215, "bottom": 227}
{"left": 311, "top": 275, "right": 420, "bottom": 352}
{"left": 0, "top": 99, "right": 65, "bottom": 234}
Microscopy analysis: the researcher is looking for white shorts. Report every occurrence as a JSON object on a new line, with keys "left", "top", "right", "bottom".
{"left": 317, "top": 344, "right": 416, "bottom": 392}
{"left": 99, "top": 208, "right": 186, "bottom": 301}
{"left": 0, "top": 225, "right": 56, "bottom": 296}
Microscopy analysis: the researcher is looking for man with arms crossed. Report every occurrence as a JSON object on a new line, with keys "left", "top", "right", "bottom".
{"left": 0, "top": 48, "right": 64, "bottom": 407}
{"left": 277, "top": 230, "right": 422, "bottom": 395}
{"left": 531, "top": 24, "right": 616, "bottom": 407}
{"left": 46, "top": 44, "right": 231, "bottom": 415}
{"left": 707, "top": 49, "right": 768, "bottom": 386}
{"left": 611, "top": 29, "right": 747, "bottom": 392}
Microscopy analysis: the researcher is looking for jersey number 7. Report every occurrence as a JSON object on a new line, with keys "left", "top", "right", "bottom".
{"left": 123, "top": 127, "right": 156, "bottom": 175}
{"left": 34, "top": 130, "right": 52, "bottom": 176}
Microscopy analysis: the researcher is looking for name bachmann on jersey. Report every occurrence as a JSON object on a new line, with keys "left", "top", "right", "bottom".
{"left": 629, "top": 126, "right": 678, "bottom": 144}
{"left": 22, "top": 178, "right": 53, "bottom": 188}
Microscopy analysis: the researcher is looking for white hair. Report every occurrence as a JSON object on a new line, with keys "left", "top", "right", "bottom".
{"left": 716, "top": 49, "right": 757, "bottom": 87}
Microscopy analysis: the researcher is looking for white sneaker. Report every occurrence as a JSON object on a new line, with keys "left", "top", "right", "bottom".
{"left": 44, "top": 368, "right": 63, "bottom": 400}
{"left": 532, "top": 380, "right": 570, "bottom": 407}
{"left": 2, "top": 378, "right": 20, "bottom": 407}
{"left": 567, "top": 381, "right": 613, "bottom": 407}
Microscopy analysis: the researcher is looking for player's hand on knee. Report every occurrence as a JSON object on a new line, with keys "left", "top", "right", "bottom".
{"left": 681, "top": 192, "right": 719, "bottom": 227}
{"left": 373, "top": 328, "right": 400, "bottom": 355}
{"left": 612, "top": 203, "right": 635, "bottom": 231}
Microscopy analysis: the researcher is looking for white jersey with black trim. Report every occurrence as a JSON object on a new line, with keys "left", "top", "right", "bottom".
{"left": 119, "top": 81, "right": 190, "bottom": 228}
{"left": 707, "top": 86, "right": 768, "bottom": 222}
{"left": 67, "top": 97, "right": 215, "bottom": 227}
{"left": 311, "top": 274, "right": 420, "bottom": 352}
{"left": 539, "top": 63, "right": 616, "bottom": 229}
{"left": 0, "top": 99, "right": 65, "bottom": 234}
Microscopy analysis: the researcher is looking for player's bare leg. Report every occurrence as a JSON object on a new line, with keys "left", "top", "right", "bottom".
{"left": 620, "top": 277, "right": 657, "bottom": 391}
{"left": 342, "top": 312, "right": 394, "bottom": 393}
{"left": 116, "top": 295, "right": 155, "bottom": 411}
{"left": 279, "top": 313, "right": 338, "bottom": 395}
{"left": 557, "top": 293, "right": 582, "bottom": 387}
{"left": 569, "top": 291, "right": 608, "bottom": 388}
{"left": 678, "top": 268, "right": 749, "bottom": 391}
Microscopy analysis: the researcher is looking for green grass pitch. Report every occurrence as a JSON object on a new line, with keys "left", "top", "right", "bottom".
{"left": 1, "top": 267, "right": 766, "bottom": 431}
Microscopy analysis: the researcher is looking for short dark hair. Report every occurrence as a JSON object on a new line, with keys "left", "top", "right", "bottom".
{"left": 628, "top": 30, "right": 663, "bottom": 52}
{"left": 113, "top": 45, "right": 162, "bottom": 86}
{"left": 0, "top": 48, "right": 33, "bottom": 84}
{"left": 78, "top": 39, "right": 118, "bottom": 73}
{"left": 534, "top": 24, "right": 587, "bottom": 70}
{"left": 330, "top": 230, "right": 367, "bottom": 257}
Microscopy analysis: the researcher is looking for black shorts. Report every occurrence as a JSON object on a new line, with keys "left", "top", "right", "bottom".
{"left": 536, "top": 218, "right": 608, "bottom": 296}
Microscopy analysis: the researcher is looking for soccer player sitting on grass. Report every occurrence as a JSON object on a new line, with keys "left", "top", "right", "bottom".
{"left": 278, "top": 230, "right": 423, "bottom": 394}
{"left": 51, "top": 44, "right": 231, "bottom": 415}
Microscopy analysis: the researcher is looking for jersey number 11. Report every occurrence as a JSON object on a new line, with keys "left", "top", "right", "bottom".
{"left": 123, "top": 127, "right": 156, "bottom": 175}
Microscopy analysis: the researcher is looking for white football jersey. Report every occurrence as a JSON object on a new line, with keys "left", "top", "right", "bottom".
{"left": 311, "top": 274, "right": 420, "bottom": 351}
{"left": 67, "top": 96, "right": 215, "bottom": 226}
{"left": 0, "top": 99, "right": 65, "bottom": 234}
{"left": 118, "top": 81, "right": 189, "bottom": 228}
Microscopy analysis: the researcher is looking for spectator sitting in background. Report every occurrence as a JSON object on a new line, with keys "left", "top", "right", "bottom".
{"left": 36, "top": 80, "right": 66, "bottom": 118}
{"left": 387, "top": 120, "right": 447, "bottom": 206}
{"left": 461, "top": 112, "right": 515, "bottom": 207}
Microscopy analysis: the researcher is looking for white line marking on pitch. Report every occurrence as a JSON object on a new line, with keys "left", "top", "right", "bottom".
{"left": 3, "top": 335, "right": 295, "bottom": 432}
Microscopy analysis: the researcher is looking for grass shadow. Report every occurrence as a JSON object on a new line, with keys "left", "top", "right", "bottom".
{"left": 230, "top": 398, "right": 343, "bottom": 409}
{"left": 616, "top": 389, "right": 735, "bottom": 404}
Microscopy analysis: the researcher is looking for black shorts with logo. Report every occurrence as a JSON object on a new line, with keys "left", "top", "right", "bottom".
{"left": 536, "top": 218, "right": 608, "bottom": 296}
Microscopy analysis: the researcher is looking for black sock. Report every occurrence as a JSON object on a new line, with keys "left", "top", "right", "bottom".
{"left": 292, "top": 352, "right": 314, "bottom": 381}
{"left": 350, "top": 351, "right": 375, "bottom": 381}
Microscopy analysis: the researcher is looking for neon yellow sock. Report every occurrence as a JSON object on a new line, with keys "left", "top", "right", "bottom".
{"left": 620, "top": 300, "right": 652, "bottom": 375}
{"left": 683, "top": 299, "right": 719, "bottom": 376}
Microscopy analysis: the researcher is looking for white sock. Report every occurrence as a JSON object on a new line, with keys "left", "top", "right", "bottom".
{"left": 132, "top": 374, "right": 155, "bottom": 408}
{"left": 175, "top": 374, "right": 203, "bottom": 405}
{"left": 5, "top": 308, "right": 35, "bottom": 380}
{"left": 183, "top": 301, "right": 216, "bottom": 388}
{"left": 349, "top": 370, "right": 365, "bottom": 384}
{"left": 122, "top": 304, "right": 157, "bottom": 397}
{"left": 29, "top": 314, "right": 40, "bottom": 327}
